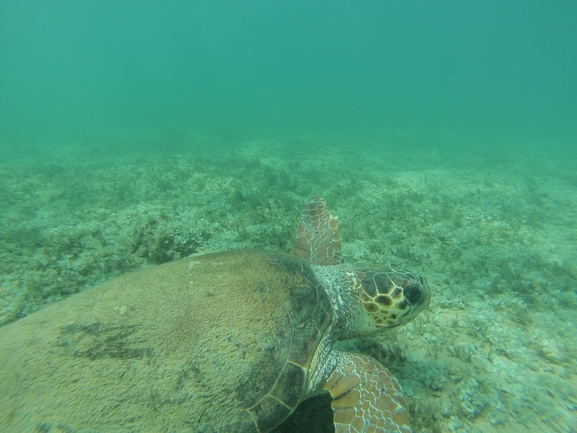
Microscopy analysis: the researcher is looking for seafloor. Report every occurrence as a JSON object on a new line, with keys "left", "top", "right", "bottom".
{"left": 1, "top": 132, "right": 575, "bottom": 433}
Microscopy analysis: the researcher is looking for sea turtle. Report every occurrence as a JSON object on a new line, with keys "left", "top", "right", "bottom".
{"left": 0, "top": 196, "right": 430, "bottom": 433}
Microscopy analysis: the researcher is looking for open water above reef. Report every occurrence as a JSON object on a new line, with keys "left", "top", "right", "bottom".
{"left": 1, "top": 133, "right": 575, "bottom": 432}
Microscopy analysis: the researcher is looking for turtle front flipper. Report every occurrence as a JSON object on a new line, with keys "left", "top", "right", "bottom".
{"left": 291, "top": 196, "right": 342, "bottom": 265}
{"left": 323, "top": 352, "right": 412, "bottom": 433}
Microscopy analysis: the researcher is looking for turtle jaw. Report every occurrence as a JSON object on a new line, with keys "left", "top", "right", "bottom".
{"left": 400, "top": 275, "right": 431, "bottom": 322}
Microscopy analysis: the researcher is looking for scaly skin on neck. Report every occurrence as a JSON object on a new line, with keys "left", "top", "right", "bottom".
{"left": 312, "top": 264, "right": 370, "bottom": 340}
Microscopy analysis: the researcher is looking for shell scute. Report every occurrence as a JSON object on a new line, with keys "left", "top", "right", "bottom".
{"left": 249, "top": 395, "right": 292, "bottom": 433}
{"left": 270, "top": 362, "right": 306, "bottom": 408}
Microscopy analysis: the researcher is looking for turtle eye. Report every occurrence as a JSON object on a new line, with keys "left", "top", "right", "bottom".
{"left": 404, "top": 283, "right": 422, "bottom": 305}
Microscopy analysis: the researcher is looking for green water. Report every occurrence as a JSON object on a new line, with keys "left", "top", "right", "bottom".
{"left": 1, "top": 0, "right": 576, "bottom": 146}
{"left": 1, "top": 2, "right": 576, "bottom": 433}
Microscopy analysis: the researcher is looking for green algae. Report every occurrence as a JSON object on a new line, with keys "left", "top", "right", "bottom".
{"left": 0, "top": 132, "right": 575, "bottom": 433}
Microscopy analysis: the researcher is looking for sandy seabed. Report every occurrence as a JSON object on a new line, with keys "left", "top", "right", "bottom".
{"left": 1, "top": 132, "right": 575, "bottom": 433}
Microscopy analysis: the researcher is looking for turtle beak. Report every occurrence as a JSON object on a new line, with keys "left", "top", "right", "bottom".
{"left": 412, "top": 276, "right": 431, "bottom": 312}
{"left": 402, "top": 276, "right": 431, "bottom": 320}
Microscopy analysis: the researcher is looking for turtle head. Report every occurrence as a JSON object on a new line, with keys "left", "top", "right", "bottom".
{"left": 349, "top": 265, "right": 431, "bottom": 335}
{"left": 290, "top": 196, "right": 431, "bottom": 337}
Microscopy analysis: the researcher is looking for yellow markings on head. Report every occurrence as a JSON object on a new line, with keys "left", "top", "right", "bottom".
{"left": 352, "top": 268, "right": 426, "bottom": 330}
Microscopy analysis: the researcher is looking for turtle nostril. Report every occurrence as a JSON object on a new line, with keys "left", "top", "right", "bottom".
{"left": 404, "top": 284, "right": 422, "bottom": 305}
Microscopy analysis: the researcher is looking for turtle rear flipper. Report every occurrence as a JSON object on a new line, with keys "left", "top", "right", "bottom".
{"left": 291, "top": 196, "right": 342, "bottom": 266}
{"left": 323, "top": 352, "right": 412, "bottom": 433}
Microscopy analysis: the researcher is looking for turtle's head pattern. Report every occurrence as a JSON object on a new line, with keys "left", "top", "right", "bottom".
{"left": 351, "top": 266, "right": 431, "bottom": 332}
